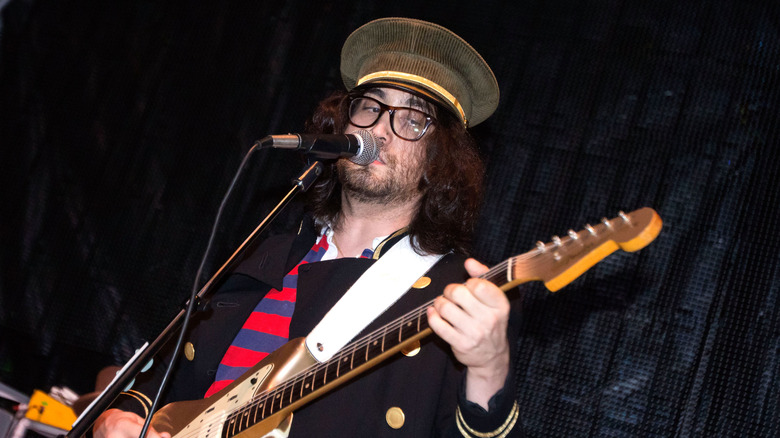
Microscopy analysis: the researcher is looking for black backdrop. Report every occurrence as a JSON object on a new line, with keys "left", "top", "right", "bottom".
{"left": 1, "top": 0, "right": 778, "bottom": 436}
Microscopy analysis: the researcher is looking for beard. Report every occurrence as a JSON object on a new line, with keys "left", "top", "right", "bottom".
{"left": 337, "top": 152, "right": 425, "bottom": 205}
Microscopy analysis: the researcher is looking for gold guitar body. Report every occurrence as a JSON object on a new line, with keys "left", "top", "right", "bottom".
{"left": 152, "top": 338, "right": 316, "bottom": 438}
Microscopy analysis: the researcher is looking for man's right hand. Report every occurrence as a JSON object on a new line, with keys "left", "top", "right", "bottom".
{"left": 93, "top": 409, "right": 171, "bottom": 438}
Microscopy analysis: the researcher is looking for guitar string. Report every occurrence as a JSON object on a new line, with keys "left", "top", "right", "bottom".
{"left": 232, "top": 255, "right": 525, "bottom": 414}
{"left": 203, "top": 223, "right": 625, "bottom": 434}
{"left": 228, "top": 239, "right": 603, "bottom": 424}
{"left": 169, "top": 257, "right": 527, "bottom": 438}
{"left": 169, "top": 251, "right": 561, "bottom": 437}
{"left": 169, "top": 297, "right": 439, "bottom": 438}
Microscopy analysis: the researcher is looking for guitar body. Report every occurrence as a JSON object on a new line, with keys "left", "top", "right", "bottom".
{"left": 152, "top": 337, "right": 315, "bottom": 438}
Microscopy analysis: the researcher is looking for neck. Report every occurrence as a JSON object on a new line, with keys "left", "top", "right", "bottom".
{"left": 331, "top": 192, "right": 419, "bottom": 258}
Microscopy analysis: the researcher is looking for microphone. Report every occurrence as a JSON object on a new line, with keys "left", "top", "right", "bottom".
{"left": 255, "top": 130, "right": 380, "bottom": 166}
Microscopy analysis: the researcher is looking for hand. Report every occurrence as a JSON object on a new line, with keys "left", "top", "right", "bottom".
{"left": 93, "top": 409, "right": 170, "bottom": 438}
{"left": 427, "top": 258, "right": 511, "bottom": 410}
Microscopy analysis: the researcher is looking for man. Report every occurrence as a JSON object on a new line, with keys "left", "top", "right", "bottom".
{"left": 94, "top": 17, "right": 522, "bottom": 437}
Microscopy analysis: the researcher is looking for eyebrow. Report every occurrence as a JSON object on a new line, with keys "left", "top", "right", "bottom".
{"left": 405, "top": 95, "right": 434, "bottom": 114}
{"left": 364, "top": 89, "right": 386, "bottom": 100}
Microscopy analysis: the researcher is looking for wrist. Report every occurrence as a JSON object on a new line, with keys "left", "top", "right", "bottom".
{"left": 464, "top": 351, "right": 510, "bottom": 410}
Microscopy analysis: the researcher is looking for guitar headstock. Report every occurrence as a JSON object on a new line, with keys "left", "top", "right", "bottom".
{"left": 503, "top": 207, "right": 662, "bottom": 292}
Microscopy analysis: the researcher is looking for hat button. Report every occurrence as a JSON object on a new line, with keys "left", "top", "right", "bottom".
{"left": 385, "top": 407, "right": 405, "bottom": 429}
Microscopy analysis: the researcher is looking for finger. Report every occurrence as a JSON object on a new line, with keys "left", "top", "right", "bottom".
{"left": 464, "top": 258, "right": 490, "bottom": 277}
{"left": 441, "top": 283, "right": 483, "bottom": 325}
{"left": 442, "top": 281, "right": 477, "bottom": 310}
{"left": 428, "top": 300, "right": 482, "bottom": 354}
{"left": 446, "top": 279, "right": 506, "bottom": 321}
{"left": 466, "top": 278, "right": 511, "bottom": 310}
{"left": 427, "top": 303, "right": 460, "bottom": 344}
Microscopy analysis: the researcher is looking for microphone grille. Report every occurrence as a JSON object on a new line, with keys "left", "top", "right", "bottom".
{"left": 350, "top": 130, "right": 381, "bottom": 166}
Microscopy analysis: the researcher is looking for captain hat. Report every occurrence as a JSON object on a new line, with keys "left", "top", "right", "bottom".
{"left": 340, "top": 17, "right": 499, "bottom": 128}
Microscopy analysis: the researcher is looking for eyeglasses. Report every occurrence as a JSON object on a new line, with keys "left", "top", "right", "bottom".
{"left": 348, "top": 96, "right": 436, "bottom": 141}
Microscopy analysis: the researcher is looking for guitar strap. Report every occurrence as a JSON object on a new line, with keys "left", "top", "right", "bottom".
{"left": 305, "top": 235, "right": 444, "bottom": 363}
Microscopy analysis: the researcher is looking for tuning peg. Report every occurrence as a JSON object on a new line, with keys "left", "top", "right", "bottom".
{"left": 619, "top": 210, "right": 632, "bottom": 225}
{"left": 585, "top": 224, "right": 596, "bottom": 235}
{"left": 552, "top": 235, "right": 562, "bottom": 247}
{"left": 568, "top": 229, "right": 578, "bottom": 240}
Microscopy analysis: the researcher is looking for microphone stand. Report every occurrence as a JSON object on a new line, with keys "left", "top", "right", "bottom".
{"left": 68, "top": 160, "right": 324, "bottom": 438}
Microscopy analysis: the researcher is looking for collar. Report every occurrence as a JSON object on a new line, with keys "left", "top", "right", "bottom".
{"left": 319, "top": 225, "right": 409, "bottom": 260}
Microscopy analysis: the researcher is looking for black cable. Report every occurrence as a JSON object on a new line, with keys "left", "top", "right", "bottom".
{"left": 138, "top": 143, "right": 259, "bottom": 438}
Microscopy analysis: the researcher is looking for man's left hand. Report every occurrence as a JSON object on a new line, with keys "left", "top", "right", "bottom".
{"left": 427, "top": 258, "right": 511, "bottom": 410}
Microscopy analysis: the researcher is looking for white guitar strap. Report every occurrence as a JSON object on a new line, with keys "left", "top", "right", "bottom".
{"left": 305, "top": 235, "right": 444, "bottom": 363}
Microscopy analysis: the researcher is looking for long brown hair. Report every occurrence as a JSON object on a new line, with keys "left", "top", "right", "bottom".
{"left": 304, "top": 89, "right": 484, "bottom": 255}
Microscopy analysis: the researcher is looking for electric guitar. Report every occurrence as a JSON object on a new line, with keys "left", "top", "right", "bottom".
{"left": 149, "top": 207, "right": 663, "bottom": 438}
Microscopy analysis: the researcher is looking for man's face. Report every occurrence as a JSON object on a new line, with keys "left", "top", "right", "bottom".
{"left": 338, "top": 87, "right": 435, "bottom": 205}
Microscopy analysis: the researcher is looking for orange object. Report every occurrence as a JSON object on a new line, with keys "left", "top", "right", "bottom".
{"left": 24, "top": 389, "right": 77, "bottom": 431}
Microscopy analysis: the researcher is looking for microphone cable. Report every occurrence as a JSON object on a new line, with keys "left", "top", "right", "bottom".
{"left": 139, "top": 142, "right": 260, "bottom": 438}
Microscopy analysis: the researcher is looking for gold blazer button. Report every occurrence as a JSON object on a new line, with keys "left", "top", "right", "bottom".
{"left": 385, "top": 407, "right": 405, "bottom": 429}
{"left": 412, "top": 276, "right": 431, "bottom": 289}
{"left": 184, "top": 342, "right": 195, "bottom": 361}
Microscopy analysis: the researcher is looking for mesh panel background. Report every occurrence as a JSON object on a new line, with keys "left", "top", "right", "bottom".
{"left": 0, "top": 0, "right": 778, "bottom": 436}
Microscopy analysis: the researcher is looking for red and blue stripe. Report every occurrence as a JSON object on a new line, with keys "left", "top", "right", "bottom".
{"left": 204, "top": 235, "right": 330, "bottom": 397}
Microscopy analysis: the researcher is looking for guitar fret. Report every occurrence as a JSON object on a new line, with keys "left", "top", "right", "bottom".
{"left": 236, "top": 409, "right": 244, "bottom": 434}
{"left": 227, "top": 415, "right": 237, "bottom": 437}
{"left": 241, "top": 408, "right": 250, "bottom": 431}
{"left": 370, "top": 339, "right": 379, "bottom": 359}
{"left": 381, "top": 326, "right": 387, "bottom": 352}
{"left": 291, "top": 376, "right": 301, "bottom": 401}
{"left": 323, "top": 361, "right": 329, "bottom": 384}
{"left": 319, "top": 365, "right": 328, "bottom": 388}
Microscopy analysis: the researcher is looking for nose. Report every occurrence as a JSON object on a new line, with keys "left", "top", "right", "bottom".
{"left": 370, "top": 110, "right": 393, "bottom": 143}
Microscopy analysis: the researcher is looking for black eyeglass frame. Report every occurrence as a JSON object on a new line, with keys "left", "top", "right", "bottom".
{"left": 347, "top": 95, "right": 437, "bottom": 142}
